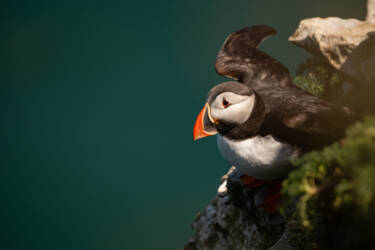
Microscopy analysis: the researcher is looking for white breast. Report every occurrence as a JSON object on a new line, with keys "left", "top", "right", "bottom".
{"left": 217, "top": 135, "right": 300, "bottom": 180}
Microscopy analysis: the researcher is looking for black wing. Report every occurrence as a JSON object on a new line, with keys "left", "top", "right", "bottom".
{"left": 215, "top": 25, "right": 292, "bottom": 88}
{"left": 258, "top": 86, "right": 358, "bottom": 150}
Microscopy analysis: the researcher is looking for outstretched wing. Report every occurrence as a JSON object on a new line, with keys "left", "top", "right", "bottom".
{"left": 215, "top": 25, "right": 292, "bottom": 88}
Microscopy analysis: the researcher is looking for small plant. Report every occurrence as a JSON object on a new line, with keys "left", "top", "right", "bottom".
{"left": 293, "top": 57, "right": 343, "bottom": 99}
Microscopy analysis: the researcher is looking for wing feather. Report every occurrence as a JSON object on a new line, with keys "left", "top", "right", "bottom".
{"left": 215, "top": 25, "right": 292, "bottom": 87}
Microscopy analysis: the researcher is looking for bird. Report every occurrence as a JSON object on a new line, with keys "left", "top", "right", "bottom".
{"left": 193, "top": 25, "right": 357, "bottom": 212}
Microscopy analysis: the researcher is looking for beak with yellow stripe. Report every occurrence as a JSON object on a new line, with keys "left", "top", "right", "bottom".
{"left": 193, "top": 103, "right": 218, "bottom": 141}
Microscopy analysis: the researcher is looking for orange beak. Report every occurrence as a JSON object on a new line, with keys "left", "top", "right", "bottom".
{"left": 193, "top": 103, "right": 218, "bottom": 141}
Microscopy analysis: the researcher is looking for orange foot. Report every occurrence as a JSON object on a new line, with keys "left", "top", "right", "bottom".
{"left": 240, "top": 175, "right": 282, "bottom": 213}
{"left": 240, "top": 175, "right": 267, "bottom": 188}
{"left": 261, "top": 181, "right": 282, "bottom": 213}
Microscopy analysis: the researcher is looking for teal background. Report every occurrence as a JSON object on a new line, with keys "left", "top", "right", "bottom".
{"left": 1, "top": 1, "right": 365, "bottom": 249}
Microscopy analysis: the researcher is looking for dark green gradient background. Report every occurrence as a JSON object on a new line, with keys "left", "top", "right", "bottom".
{"left": 1, "top": 1, "right": 365, "bottom": 249}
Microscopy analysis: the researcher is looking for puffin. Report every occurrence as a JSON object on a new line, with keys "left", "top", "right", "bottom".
{"left": 193, "top": 25, "right": 357, "bottom": 212}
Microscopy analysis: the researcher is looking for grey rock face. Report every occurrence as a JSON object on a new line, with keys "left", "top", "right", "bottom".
{"left": 184, "top": 168, "right": 288, "bottom": 250}
{"left": 289, "top": 17, "right": 375, "bottom": 85}
{"left": 185, "top": 194, "right": 258, "bottom": 250}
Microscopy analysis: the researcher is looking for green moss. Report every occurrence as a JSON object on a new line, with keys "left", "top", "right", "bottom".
{"left": 293, "top": 57, "right": 343, "bottom": 98}
{"left": 281, "top": 55, "right": 375, "bottom": 249}
{"left": 282, "top": 117, "right": 375, "bottom": 249}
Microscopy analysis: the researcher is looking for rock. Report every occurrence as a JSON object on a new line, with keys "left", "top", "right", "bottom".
{"left": 368, "top": 0, "right": 375, "bottom": 23}
{"left": 269, "top": 228, "right": 294, "bottom": 250}
{"left": 289, "top": 17, "right": 375, "bottom": 85}
{"left": 184, "top": 168, "right": 288, "bottom": 250}
{"left": 184, "top": 193, "right": 258, "bottom": 250}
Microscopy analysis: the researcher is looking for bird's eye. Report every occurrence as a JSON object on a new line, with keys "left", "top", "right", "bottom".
{"left": 222, "top": 98, "right": 230, "bottom": 108}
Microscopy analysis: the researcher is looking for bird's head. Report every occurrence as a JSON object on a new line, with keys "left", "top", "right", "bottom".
{"left": 193, "top": 82, "right": 264, "bottom": 140}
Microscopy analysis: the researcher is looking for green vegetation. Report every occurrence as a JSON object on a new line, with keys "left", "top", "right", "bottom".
{"left": 293, "top": 57, "right": 343, "bottom": 99}
{"left": 281, "top": 57, "right": 375, "bottom": 249}
{"left": 282, "top": 118, "right": 375, "bottom": 249}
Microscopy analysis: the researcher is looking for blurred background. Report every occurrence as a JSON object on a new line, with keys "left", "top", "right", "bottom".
{"left": 0, "top": 1, "right": 366, "bottom": 249}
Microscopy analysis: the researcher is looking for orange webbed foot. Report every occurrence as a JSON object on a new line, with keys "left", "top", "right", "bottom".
{"left": 261, "top": 181, "right": 282, "bottom": 213}
{"left": 240, "top": 175, "right": 268, "bottom": 188}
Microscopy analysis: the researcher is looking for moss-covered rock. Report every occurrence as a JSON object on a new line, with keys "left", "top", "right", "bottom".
{"left": 293, "top": 57, "right": 343, "bottom": 99}
{"left": 282, "top": 117, "right": 375, "bottom": 249}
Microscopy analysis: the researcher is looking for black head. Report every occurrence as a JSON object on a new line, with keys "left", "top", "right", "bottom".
{"left": 193, "top": 81, "right": 266, "bottom": 140}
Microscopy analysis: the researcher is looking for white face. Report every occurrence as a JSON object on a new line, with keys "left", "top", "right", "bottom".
{"left": 209, "top": 92, "right": 255, "bottom": 126}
